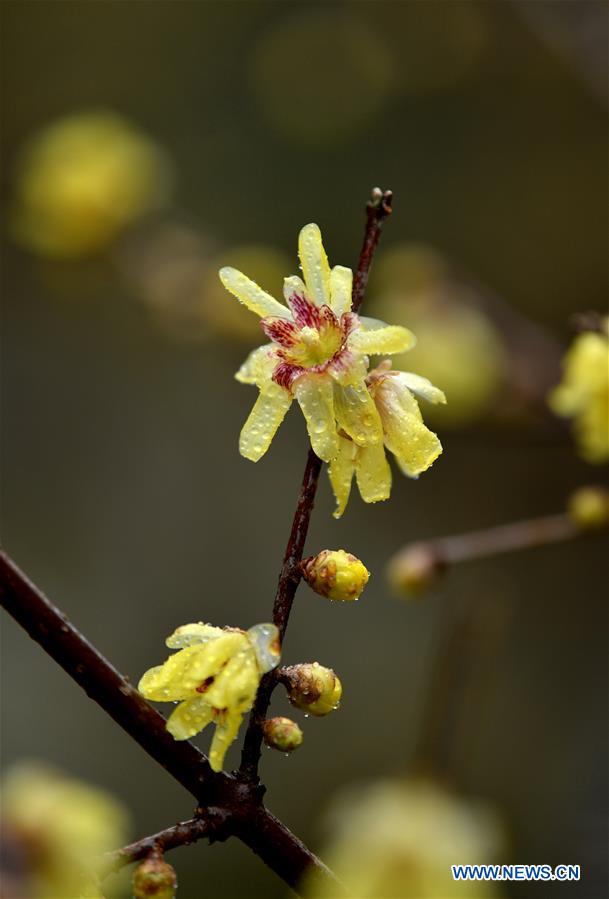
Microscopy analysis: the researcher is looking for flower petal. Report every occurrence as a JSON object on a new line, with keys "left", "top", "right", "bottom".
{"left": 396, "top": 371, "right": 447, "bottom": 405}
{"left": 219, "top": 267, "right": 290, "bottom": 319}
{"left": 247, "top": 623, "right": 281, "bottom": 673}
{"left": 209, "top": 708, "right": 244, "bottom": 772}
{"left": 206, "top": 648, "right": 259, "bottom": 712}
{"left": 293, "top": 374, "right": 339, "bottom": 462}
{"left": 328, "top": 350, "right": 369, "bottom": 388}
{"left": 138, "top": 633, "right": 246, "bottom": 701}
{"left": 166, "top": 696, "right": 214, "bottom": 741}
{"left": 239, "top": 384, "right": 292, "bottom": 461}
{"left": 350, "top": 322, "right": 416, "bottom": 355}
{"left": 260, "top": 316, "right": 299, "bottom": 347}
{"left": 376, "top": 379, "right": 443, "bottom": 477}
{"left": 166, "top": 623, "right": 225, "bottom": 649}
{"left": 355, "top": 442, "right": 392, "bottom": 504}
{"left": 329, "top": 265, "right": 353, "bottom": 316}
{"left": 235, "top": 344, "right": 278, "bottom": 386}
{"left": 334, "top": 383, "right": 383, "bottom": 446}
{"left": 283, "top": 275, "right": 307, "bottom": 304}
{"left": 328, "top": 436, "right": 357, "bottom": 519}
{"left": 298, "top": 223, "right": 331, "bottom": 307}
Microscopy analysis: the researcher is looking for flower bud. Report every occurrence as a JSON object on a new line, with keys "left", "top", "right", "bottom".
{"left": 262, "top": 716, "right": 304, "bottom": 752}
{"left": 387, "top": 543, "right": 445, "bottom": 596}
{"left": 301, "top": 549, "right": 369, "bottom": 601}
{"left": 132, "top": 855, "right": 177, "bottom": 899}
{"left": 567, "top": 486, "right": 609, "bottom": 530}
{"left": 281, "top": 663, "right": 342, "bottom": 716}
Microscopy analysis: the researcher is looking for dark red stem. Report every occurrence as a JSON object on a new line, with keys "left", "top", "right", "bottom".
{"left": 239, "top": 188, "right": 394, "bottom": 780}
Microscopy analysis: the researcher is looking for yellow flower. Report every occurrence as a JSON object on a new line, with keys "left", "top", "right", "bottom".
{"left": 138, "top": 622, "right": 280, "bottom": 772}
{"left": 11, "top": 111, "right": 172, "bottom": 257}
{"left": 328, "top": 361, "right": 446, "bottom": 518}
{"left": 219, "top": 223, "right": 415, "bottom": 464}
{"left": 549, "top": 325, "right": 609, "bottom": 463}
{"left": 302, "top": 549, "right": 369, "bottom": 601}
{"left": 306, "top": 778, "right": 505, "bottom": 899}
{"left": 567, "top": 485, "right": 609, "bottom": 530}
{"left": 1, "top": 762, "right": 129, "bottom": 899}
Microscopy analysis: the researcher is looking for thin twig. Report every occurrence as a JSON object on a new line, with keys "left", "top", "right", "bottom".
{"left": 102, "top": 817, "right": 215, "bottom": 874}
{"left": 352, "top": 188, "right": 393, "bottom": 314}
{"left": 239, "top": 188, "right": 394, "bottom": 781}
{"left": 388, "top": 512, "right": 604, "bottom": 596}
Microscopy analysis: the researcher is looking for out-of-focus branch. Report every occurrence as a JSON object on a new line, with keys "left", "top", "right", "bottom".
{"left": 389, "top": 487, "right": 609, "bottom": 595}
{"left": 239, "top": 188, "right": 394, "bottom": 781}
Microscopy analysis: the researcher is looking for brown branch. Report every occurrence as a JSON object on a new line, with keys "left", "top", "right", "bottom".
{"left": 352, "top": 188, "right": 393, "bottom": 314}
{"left": 102, "top": 816, "right": 216, "bottom": 874}
{"left": 388, "top": 512, "right": 606, "bottom": 595}
{"left": 0, "top": 550, "right": 346, "bottom": 896}
{"left": 0, "top": 551, "right": 219, "bottom": 801}
{"left": 239, "top": 188, "right": 394, "bottom": 781}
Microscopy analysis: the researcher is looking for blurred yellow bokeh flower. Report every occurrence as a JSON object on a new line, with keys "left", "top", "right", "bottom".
{"left": 220, "top": 224, "right": 444, "bottom": 516}
{"left": 549, "top": 324, "right": 609, "bottom": 463}
{"left": 370, "top": 245, "right": 507, "bottom": 427}
{"left": 306, "top": 778, "right": 505, "bottom": 899}
{"left": 1, "top": 762, "right": 129, "bottom": 899}
{"left": 11, "top": 111, "right": 173, "bottom": 257}
{"left": 139, "top": 622, "right": 280, "bottom": 772}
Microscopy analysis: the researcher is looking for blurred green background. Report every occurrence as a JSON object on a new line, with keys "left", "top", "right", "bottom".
{"left": 1, "top": 2, "right": 607, "bottom": 897}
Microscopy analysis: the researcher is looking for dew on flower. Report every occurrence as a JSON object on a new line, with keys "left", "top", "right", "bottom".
{"left": 139, "top": 622, "right": 281, "bottom": 771}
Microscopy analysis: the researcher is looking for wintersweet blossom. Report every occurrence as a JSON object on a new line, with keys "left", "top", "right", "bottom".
{"left": 219, "top": 223, "right": 415, "bottom": 464}
{"left": 305, "top": 778, "right": 505, "bottom": 898}
{"left": 138, "top": 622, "right": 280, "bottom": 771}
{"left": 549, "top": 323, "right": 609, "bottom": 463}
{"left": 1, "top": 762, "right": 128, "bottom": 899}
{"left": 12, "top": 112, "right": 172, "bottom": 257}
{"left": 329, "top": 361, "right": 446, "bottom": 518}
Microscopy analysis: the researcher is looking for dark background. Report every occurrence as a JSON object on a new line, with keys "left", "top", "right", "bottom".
{"left": 1, "top": 2, "right": 607, "bottom": 897}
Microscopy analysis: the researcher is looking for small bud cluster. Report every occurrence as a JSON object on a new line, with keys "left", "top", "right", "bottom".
{"left": 280, "top": 662, "right": 342, "bottom": 716}
{"left": 302, "top": 549, "right": 369, "bottom": 601}
{"left": 133, "top": 853, "right": 177, "bottom": 899}
{"left": 263, "top": 716, "right": 303, "bottom": 752}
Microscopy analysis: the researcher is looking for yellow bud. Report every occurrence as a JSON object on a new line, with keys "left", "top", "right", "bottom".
{"left": 567, "top": 486, "right": 609, "bottom": 530}
{"left": 132, "top": 855, "right": 177, "bottom": 899}
{"left": 387, "top": 544, "right": 445, "bottom": 596}
{"left": 281, "top": 663, "right": 342, "bottom": 716}
{"left": 262, "top": 716, "right": 304, "bottom": 752}
{"left": 302, "top": 549, "right": 369, "bottom": 601}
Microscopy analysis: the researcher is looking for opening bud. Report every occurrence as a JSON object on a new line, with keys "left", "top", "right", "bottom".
{"left": 301, "top": 549, "right": 369, "bottom": 601}
{"left": 567, "top": 486, "right": 609, "bottom": 530}
{"left": 280, "top": 663, "right": 342, "bottom": 716}
{"left": 132, "top": 854, "right": 177, "bottom": 899}
{"left": 387, "top": 543, "right": 445, "bottom": 596}
{"left": 262, "top": 716, "right": 303, "bottom": 752}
